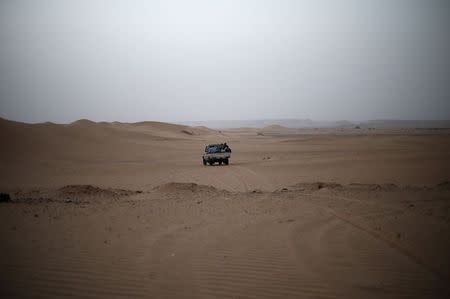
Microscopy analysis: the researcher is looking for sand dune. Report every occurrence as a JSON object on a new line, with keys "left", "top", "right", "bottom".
{"left": 1, "top": 118, "right": 450, "bottom": 298}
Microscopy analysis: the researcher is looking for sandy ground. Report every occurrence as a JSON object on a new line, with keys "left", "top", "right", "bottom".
{"left": 1, "top": 118, "right": 450, "bottom": 298}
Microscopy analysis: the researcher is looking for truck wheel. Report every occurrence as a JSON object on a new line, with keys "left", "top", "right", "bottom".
{"left": 209, "top": 161, "right": 215, "bottom": 166}
{"left": 219, "top": 160, "right": 223, "bottom": 165}
{"left": 203, "top": 158, "right": 206, "bottom": 166}
{"left": 224, "top": 158, "right": 229, "bottom": 165}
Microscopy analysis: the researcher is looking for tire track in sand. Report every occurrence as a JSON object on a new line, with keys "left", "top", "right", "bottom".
{"left": 289, "top": 200, "right": 448, "bottom": 298}
{"left": 306, "top": 193, "right": 449, "bottom": 281}
{"left": 226, "top": 164, "right": 275, "bottom": 192}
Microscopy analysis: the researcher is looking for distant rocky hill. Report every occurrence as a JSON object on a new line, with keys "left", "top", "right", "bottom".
{"left": 179, "top": 119, "right": 450, "bottom": 129}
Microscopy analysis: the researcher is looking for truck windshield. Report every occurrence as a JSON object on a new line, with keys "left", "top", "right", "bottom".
{"left": 207, "top": 146, "right": 220, "bottom": 153}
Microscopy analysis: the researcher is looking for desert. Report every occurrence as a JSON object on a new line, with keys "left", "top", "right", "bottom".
{"left": 1, "top": 118, "right": 449, "bottom": 298}
{"left": 3, "top": 1, "right": 450, "bottom": 297}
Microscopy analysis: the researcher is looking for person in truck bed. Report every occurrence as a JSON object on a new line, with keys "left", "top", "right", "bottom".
{"left": 223, "top": 143, "right": 231, "bottom": 153}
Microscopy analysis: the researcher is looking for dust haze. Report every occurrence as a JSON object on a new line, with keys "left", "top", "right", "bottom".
{"left": 1, "top": 1, "right": 450, "bottom": 298}
{"left": 1, "top": 0, "right": 450, "bottom": 123}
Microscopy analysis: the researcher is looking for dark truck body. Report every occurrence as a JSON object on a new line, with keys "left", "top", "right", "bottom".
{"left": 203, "top": 143, "right": 231, "bottom": 165}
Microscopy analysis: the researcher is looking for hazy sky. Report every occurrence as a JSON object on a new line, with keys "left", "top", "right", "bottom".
{"left": 1, "top": 0, "right": 449, "bottom": 123}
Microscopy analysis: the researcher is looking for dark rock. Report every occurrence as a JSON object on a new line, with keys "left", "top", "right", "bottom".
{"left": 436, "top": 181, "right": 450, "bottom": 190}
{"left": 0, "top": 193, "right": 11, "bottom": 203}
{"left": 278, "top": 219, "right": 295, "bottom": 223}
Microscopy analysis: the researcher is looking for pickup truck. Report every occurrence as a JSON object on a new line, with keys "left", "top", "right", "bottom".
{"left": 203, "top": 143, "right": 231, "bottom": 166}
